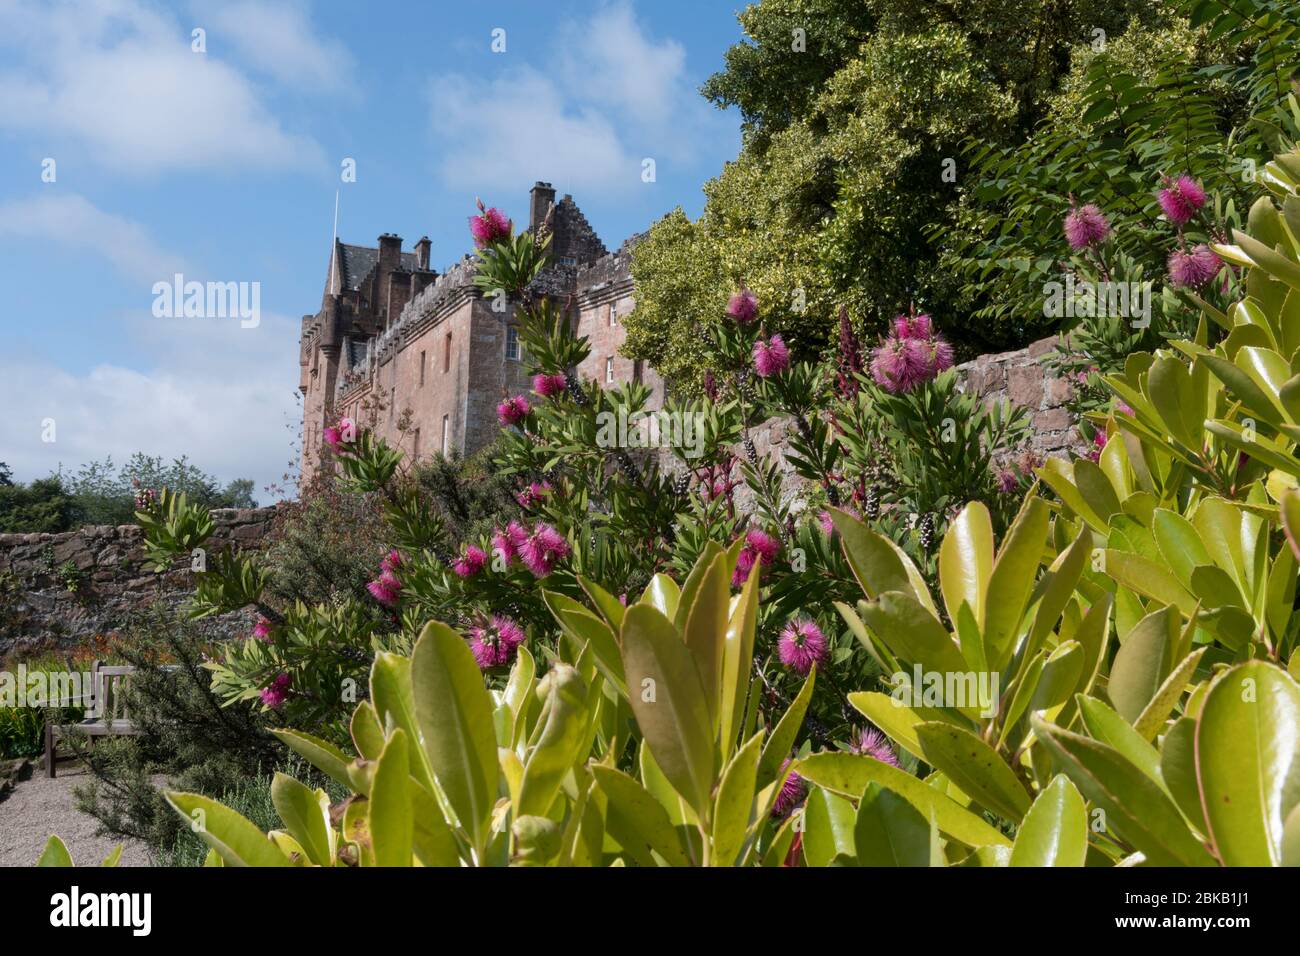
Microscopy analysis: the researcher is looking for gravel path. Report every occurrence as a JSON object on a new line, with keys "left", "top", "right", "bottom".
{"left": 0, "top": 763, "right": 153, "bottom": 867}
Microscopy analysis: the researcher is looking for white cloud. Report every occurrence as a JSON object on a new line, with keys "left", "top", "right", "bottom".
{"left": 427, "top": 1, "right": 723, "bottom": 196}
{"left": 0, "top": 191, "right": 301, "bottom": 496}
{"left": 0, "top": 0, "right": 325, "bottom": 172}
{"left": 429, "top": 67, "right": 636, "bottom": 195}
{"left": 557, "top": 2, "right": 687, "bottom": 129}
{"left": 199, "top": 0, "right": 356, "bottom": 95}
{"left": 0, "top": 193, "right": 187, "bottom": 283}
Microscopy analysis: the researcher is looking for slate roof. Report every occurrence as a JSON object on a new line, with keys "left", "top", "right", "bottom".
{"left": 337, "top": 242, "right": 419, "bottom": 292}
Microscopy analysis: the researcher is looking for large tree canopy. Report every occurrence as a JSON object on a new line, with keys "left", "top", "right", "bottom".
{"left": 626, "top": 0, "right": 1162, "bottom": 391}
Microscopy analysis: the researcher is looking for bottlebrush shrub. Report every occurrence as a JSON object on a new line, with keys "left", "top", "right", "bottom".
{"left": 941, "top": 0, "right": 1296, "bottom": 340}
{"left": 51, "top": 513, "right": 1298, "bottom": 867}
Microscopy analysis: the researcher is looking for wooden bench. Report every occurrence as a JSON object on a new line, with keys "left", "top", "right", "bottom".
{"left": 44, "top": 660, "right": 140, "bottom": 778}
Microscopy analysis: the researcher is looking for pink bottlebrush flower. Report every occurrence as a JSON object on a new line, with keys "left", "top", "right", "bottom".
{"left": 753, "top": 334, "right": 791, "bottom": 377}
{"left": 252, "top": 617, "right": 273, "bottom": 642}
{"left": 996, "top": 469, "right": 1018, "bottom": 494}
{"left": 618, "top": 593, "right": 628, "bottom": 606}
{"left": 259, "top": 672, "right": 291, "bottom": 709}
{"left": 1063, "top": 203, "right": 1111, "bottom": 250}
{"left": 818, "top": 510, "right": 834, "bottom": 536}
{"left": 381, "top": 550, "right": 402, "bottom": 573}
{"left": 452, "top": 545, "right": 487, "bottom": 578}
{"left": 517, "top": 481, "right": 551, "bottom": 508}
{"left": 853, "top": 727, "right": 900, "bottom": 767}
{"left": 378, "top": 569, "right": 402, "bottom": 592}
{"left": 778, "top": 619, "right": 829, "bottom": 676}
{"left": 733, "top": 528, "right": 780, "bottom": 586}
{"left": 533, "top": 372, "right": 568, "bottom": 398}
{"left": 1158, "top": 175, "right": 1207, "bottom": 225}
{"left": 892, "top": 313, "right": 933, "bottom": 340}
{"left": 1167, "top": 244, "right": 1222, "bottom": 289}
{"left": 521, "top": 523, "right": 570, "bottom": 578}
{"left": 727, "top": 287, "right": 758, "bottom": 324}
{"left": 497, "top": 395, "right": 531, "bottom": 426}
{"left": 870, "top": 335, "right": 932, "bottom": 394}
{"left": 469, "top": 202, "right": 512, "bottom": 247}
{"left": 325, "top": 417, "right": 355, "bottom": 452}
{"left": 931, "top": 335, "right": 954, "bottom": 373}
{"left": 491, "top": 521, "right": 529, "bottom": 566}
{"left": 771, "top": 759, "right": 807, "bottom": 818}
{"left": 367, "top": 579, "right": 400, "bottom": 607}
{"left": 469, "top": 615, "right": 527, "bottom": 668}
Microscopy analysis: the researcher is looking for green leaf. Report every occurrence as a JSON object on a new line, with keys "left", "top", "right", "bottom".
{"left": 1195, "top": 661, "right": 1300, "bottom": 866}
{"left": 854, "top": 782, "right": 931, "bottom": 866}
{"left": 719, "top": 558, "right": 760, "bottom": 758}
{"left": 794, "top": 752, "right": 1010, "bottom": 848}
{"left": 517, "top": 664, "right": 592, "bottom": 818}
{"left": 349, "top": 703, "right": 385, "bottom": 761}
{"left": 757, "top": 669, "right": 815, "bottom": 790}
{"left": 915, "top": 722, "right": 1031, "bottom": 822}
{"left": 270, "top": 772, "right": 335, "bottom": 866}
{"left": 938, "top": 501, "right": 994, "bottom": 628}
{"left": 620, "top": 603, "right": 715, "bottom": 816}
{"left": 802, "top": 786, "right": 857, "bottom": 867}
{"left": 682, "top": 550, "right": 731, "bottom": 732}
{"left": 711, "top": 730, "right": 764, "bottom": 866}
{"left": 592, "top": 765, "right": 691, "bottom": 866}
{"left": 163, "top": 791, "right": 293, "bottom": 867}
{"left": 1133, "top": 647, "right": 1206, "bottom": 742}
{"left": 544, "top": 591, "right": 625, "bottom": 695}
{"left": 1077, "top": 696, "right": 1162, "bottom": 784}
{"left": 1009, "top": 775, "right": 1087, "bottom": 867}
{"left": 100, "top": 845, "right": 123, "bottom": 867}
{"left": 271, "top": 728, "right": 354, "bottom": 791}
{"left": 1103, "top": 550, "right": 1196, "bottom": 616}
{"left": 1160, "top": 717, "right": 1209, "bottom": 835}
{"left": 1032, "top": 718, "right": 1214, "bottom": 866}
{"left": 640, "top": 573, "right": 680, "bottom": 618}
{"left": 983, "top": 496, "right": 1049, "bottom": 670}
{"left": 410, "top": 621, "right": 500, "bottom": 855}
{"left": 859, "top": 592, "right": 969, "bottom": 686}
{"left": 1108, "top": 604, "right": 1177, "bottom": 723}
{"left": 370, "top": 651, "right": 436, "bottom": 794}
{"left": 831, "top": 508, "right": 938, "bottom": 616}
{"left": 369, "top": 729, "right": 414, "bottom": 867}
{"left": 848, "top": 691, "right": 927, "bottom": 762}
{"left": 37, "top": 835, "right": 73, "bottom": 867}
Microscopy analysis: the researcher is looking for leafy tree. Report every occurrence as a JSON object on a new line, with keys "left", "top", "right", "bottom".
{"left": 0, "top": 474, "right": 77, "bottom": 533}
{"left": 627, "top": 0, "right": 1167, "bottom": 392}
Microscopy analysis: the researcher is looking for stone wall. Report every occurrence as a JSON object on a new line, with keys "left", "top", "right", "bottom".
{"left": 0, "top": 507, "right": 279, "bottom": 658}
{"left": 713, "top": 334, "right": 1082, "bottom": 513}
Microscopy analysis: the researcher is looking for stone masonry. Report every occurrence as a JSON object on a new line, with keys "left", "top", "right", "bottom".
{"left": 0, "top": 507, "right": 278, "bottom": 657}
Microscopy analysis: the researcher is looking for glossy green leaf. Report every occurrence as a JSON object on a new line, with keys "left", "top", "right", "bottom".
{"left": 1009, "top": 775, "right": 1087, "bottom": 867}
{"left": 848, "top": 691, "right": 926, "bottom": 763}
{"left": 802, "top": 787, "right": 857, "bottom": 867}
{"left": 36, "top": 835, "right": 73, "bottom": 868}
{"left": 938, "top": 501, "right": 994, "bottom": 628}
{"left": 915, "top": 722, "right": 1031, "bottom": 822}
{"left": 1133, "top": 647, "right": 1206, "bottom": 742}
{"left": 410, "top": 621, "right": 499, "bottom": 854}
{"left": 854, "top": 782, "right": 931, "bottom": 867}
{"left": 757, "top": 669, "right": 814, "bottom": 790}
{"left": 983, "top": 495, "right": 1049, "bottom": 670}
{"left": 711, "top": 730, "right": 764, "bottom": 866}
{"left": 1077, "top": 696, "right": 1162, "bottom": 784}
{"left": 369, "top": 729, "right": 413, "bottom": 867}
{"left": 1032, "top": 718, "right": 1214, "bottom": 866}
{"left": 1108, "top": 604, "right": 1177, "bottom": 723}
{"left": 517, "top": 664, "right": 591, "bottom": 818}
{"left": 794, "top": 752, "right": 1010, "bottom": 848}
{"left": 1196, "top": 661, "right": 1300, "bottom": 866}
{"left": 271, "top": 728, "right": 354, "bottom": 792}
{"left": 270, "top": 772, "right": 334, "bottom": 866}
{"left": 682, "top": 550, "right": 731, "bottom": 732}
{"left": 592, "top": 765, "right": 691, "bottom": 867}
{"left": 620, "top": 603, "right": 715, "bottom": 816}
{"left": 163, "top": 791, "right": 293, "bottom": 867}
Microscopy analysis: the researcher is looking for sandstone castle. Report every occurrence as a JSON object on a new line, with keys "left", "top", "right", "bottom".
{"left": 298, "top": 182, "right": 664, "bottom": 482}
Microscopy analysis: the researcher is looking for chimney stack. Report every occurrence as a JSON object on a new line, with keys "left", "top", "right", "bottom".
{"left": 529, "top": 181, "right": 556, "bottom": 234}
{"left": 376, "top": 233, "right": 402, "bottom": 323}
{"left": 414, "top": 236, "right": 431, "bottom": 271}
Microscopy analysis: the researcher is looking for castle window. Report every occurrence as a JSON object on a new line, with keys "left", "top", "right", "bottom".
{"left": 610, "top": 304, "right": 618, "bottom": 327}
{"left": 633, "top": 359, "right": 643, "bottom": 384}
{"left": 419, "top": 351, "right": 426, "bottom": 386}
{"left": 390, "top": 387, "right": 396, "bottom": 419}
{"left": 412, "top": 428, "right": 420, "bottom": 460}
{"left": 606, "top": 356, "right": 615, "bottom": 384}
{"left": 441, "top": 415, "right": 451, "bottom": 455}
{"left": 505, "top": 326, "right": 520, "bottom": 362}
{"left": 560, "top": 256, "right": 577, "bottom": 267}
{"left": 444, "top": 332, "right": 452, "bottom": 373}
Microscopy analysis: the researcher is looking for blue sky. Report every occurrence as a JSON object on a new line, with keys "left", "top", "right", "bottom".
{"left": 0, "top": 0, "right": 743, "bottom": 498}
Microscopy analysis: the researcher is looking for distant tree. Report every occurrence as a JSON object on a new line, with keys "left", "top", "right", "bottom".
{"left": 0, "top": 474, "right": 77, "bottom": 533}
